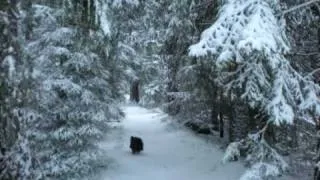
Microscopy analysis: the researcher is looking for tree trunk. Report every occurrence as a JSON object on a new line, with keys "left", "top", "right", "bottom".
{"left": 314, "top": 119, "right": 320, "bottom": 180}
{"left": 227, "top": 97, "right": 249, "bottom": 142}
{"left": 228, "top": 102, "right": 236, "bottom": 142}
{"left": 130, "top": 79, "right": 140, "bottom": 103}
{"left": 82, "top": 0, "right": 89, "bottom": 24}
{"left": 210, "top": 87, "right": 219, "bottom": 131}
{"left": 318, "top": 25, "right": 319, "bottom": 50}
{"left": 89, "top": 0, "right": 95, "bottom": 28}
{"left": 21, "top": 0, "right": 33, "bottom": 40}
{"left": 219, "top": 91, "right": 224, "bottom": 138}
{"left": 219, "top": 110, "right": 224, "bottom": 138}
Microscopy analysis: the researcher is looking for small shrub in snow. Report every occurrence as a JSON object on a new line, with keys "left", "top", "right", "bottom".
{"left": 240, "top": 162, "right": 280, "bottom": 180}
{"left": 222, "top": 141, "right": 241, "bottom": 163}
{"left": 222, "top": 127, "right": 288, "bottom": 179}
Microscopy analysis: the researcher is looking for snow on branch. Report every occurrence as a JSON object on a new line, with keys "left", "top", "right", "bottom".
{"left": 222, "top": 141, "right": 241, "bottom": 163}
{"left": 240, "top": 162, "right": 280, "bottom": 180}
{"left": 189, "top": 0, "right": 290, "bottom": 64}
{"left": 222, "top": 125, "right": 288, "bottom": 179}
{"left": 188, "top": 0, "right": 320, "bottom": 124}
{"left": 111, "top": 0, "right": 140, "bottom": 7}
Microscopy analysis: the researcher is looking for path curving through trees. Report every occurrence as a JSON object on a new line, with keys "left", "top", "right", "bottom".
{"left": 98, "top": 105, "right": 245, "bottom": 180}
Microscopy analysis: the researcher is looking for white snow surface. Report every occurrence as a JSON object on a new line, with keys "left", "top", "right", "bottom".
{"left": 97, "top": 105, "right": 246, "bottom": 180}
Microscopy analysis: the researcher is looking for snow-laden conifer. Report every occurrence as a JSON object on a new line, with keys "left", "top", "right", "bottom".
{"left": 189, "top": 0, "right": 320, "bottom": 125}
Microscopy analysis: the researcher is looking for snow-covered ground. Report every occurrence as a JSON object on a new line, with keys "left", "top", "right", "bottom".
{"left": 97, "top": 105, "right": 246, "bottom": 180}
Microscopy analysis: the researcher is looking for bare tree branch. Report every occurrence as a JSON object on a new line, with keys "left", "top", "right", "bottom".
{"left": 278, "top": 0, "right": 320, "bottom": 16}
{"left": 287, "top": 52, "right": 319, "bottom": 56}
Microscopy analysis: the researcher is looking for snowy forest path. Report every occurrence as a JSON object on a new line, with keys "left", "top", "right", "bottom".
{"left": 98, "top": 105, "right": 245, "bottom": 180}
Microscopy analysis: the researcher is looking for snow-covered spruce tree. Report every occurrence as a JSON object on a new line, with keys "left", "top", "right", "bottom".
{"left": 106, "top": 0, "right": 145, "bottom": 99}
{"left": 123, "top": 0, "right": 191, "bottom": 107}
{"left": 0, "top": 0, "right": 36, "bottom": 179}
{"left": 18, "top": 3, "right": 124, "bottom": 179}
{"left": 283, "top": 0, "right": 319, "bottom": 75}
{"left": 105, "top": 0, "right": 168, "bottom": 107}
{"left": 278, "top": 0, "right": 320, "bottom": 177}
{"left": 0, "top": 2, "right": 20, "bottom": 179}
{"left": 137, "top": 1, "right": 171, "bottom": 107}
{"left": 167, "top": 0, "right": 236, "bottom": 134}
{"left": 0, "top": 0, "right": 19, "bottom": 154}
{"left": 150, "top": 0, "right": 228, "bottom": 136}
{"left": 189, "top": 0, "right": 320, "bottom": 178}
{"left": 156, "top": 0, "right": 203, "bottom": 115}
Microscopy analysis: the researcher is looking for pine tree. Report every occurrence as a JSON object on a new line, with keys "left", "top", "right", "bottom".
{"left": 1, "top": 1, "right": 125, "bottom": 178}
{"left": 189, "top": 0, "right": 320, "bottom": 178}
{"left": 189, "top": 0, "right": 320, "bottom": 126}
{"left": 0, "top": 0, "right": 35, "bottom": 179}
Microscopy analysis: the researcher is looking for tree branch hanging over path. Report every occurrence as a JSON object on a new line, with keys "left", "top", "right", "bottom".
{"left": 192, "top": 0, "right": 320, "bottom": 16}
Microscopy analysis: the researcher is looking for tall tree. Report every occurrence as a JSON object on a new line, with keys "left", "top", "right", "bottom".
{"left": 189, "top": 0, "right": 320, "bottom": 126}
{"left": 0, "top": 0, "right": 35, "bottom": 179}
{"left": 22, "top": 3, "right": 125, "bottom": 178}
{"left": 189, "top": 0, "right": 320, "bottom": 179}
{"left": 0, "top": 0, "right": 126, "bottom": 178}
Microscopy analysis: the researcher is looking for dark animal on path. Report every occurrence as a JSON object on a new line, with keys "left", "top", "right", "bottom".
{"left": 130, "top": 136, "right": 143, "bottom": 154}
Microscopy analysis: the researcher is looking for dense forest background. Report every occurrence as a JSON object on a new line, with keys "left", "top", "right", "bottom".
{"left": 0, "top": 0, "right": 319, "bottom": 179}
